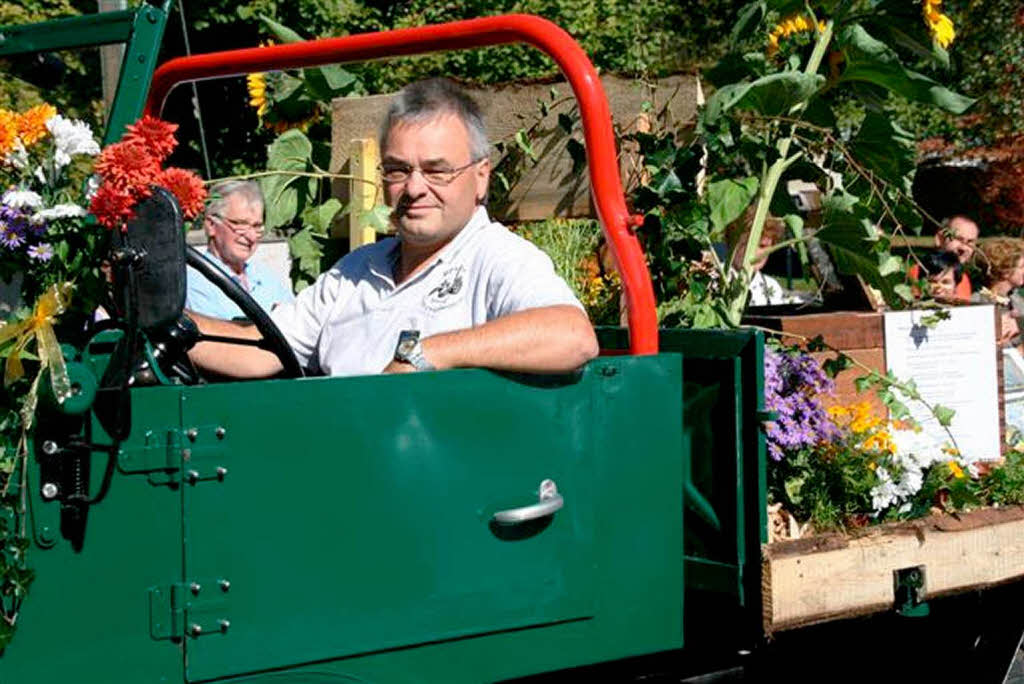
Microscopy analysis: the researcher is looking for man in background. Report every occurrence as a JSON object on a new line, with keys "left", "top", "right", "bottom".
{"left": 186, "top": 180, "right": 294, "bottom": 319}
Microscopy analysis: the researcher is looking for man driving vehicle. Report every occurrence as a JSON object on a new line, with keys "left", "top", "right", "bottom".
{"left": 188, "top": 78, "right": 599, "bottom": 377}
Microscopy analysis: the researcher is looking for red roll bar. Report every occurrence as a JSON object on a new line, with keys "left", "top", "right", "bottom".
{"left": 147, "top": 14, "right": 659, "bottom": 355}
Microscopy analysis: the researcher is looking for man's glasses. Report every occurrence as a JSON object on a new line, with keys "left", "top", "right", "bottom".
{"left": 213, "top": 214, "right": 264, "bottom": 237}
{"left": 379, "top": 159, "right": 481, "bottom": 187}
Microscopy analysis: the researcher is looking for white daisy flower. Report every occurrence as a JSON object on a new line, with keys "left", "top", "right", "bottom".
{"left": 46, "top": 115, "right": 100, "bottom": 170}
{"left": 2, "top": 189, "right": 43, "bottom": 209}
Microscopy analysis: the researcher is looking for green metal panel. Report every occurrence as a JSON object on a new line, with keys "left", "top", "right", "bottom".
{"left": 4, "top": 354, "right": 683, "bottom": 683}
{"left": 179, "top": 356, "right": 683, "bottom": 683}
{"left": 596, "top": 327, "right": 767, "bottom": 652}
{"left": 1, "top": 385, "right": 185, "bottom": 684}
{"left": 104, "top": 3, "right": 172, "bottom": 145}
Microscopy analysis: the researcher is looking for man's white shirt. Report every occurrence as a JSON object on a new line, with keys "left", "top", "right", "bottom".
{"left": 270, "top": 207, "right": 584, "bottom": 376}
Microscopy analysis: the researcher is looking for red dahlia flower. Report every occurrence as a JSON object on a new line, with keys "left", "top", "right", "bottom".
{"left": 89, "top": 184, "right": 137, "bottom": 230}
{"left": 123, "top": 115, "right": 179, "bottom": 161}
{"left": 94, "top": 140, "right": 161, "bottom": 194}
{"left": 157, "top": 167, "right": 207, "bottom": 219}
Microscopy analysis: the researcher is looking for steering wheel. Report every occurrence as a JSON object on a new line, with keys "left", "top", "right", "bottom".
{"left": 185, "top": 246, "right": 304, "bottom": 378}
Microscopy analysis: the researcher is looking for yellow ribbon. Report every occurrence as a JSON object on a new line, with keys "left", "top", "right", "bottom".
{"left": 0, "top": 283, "right": 74, "bottom": 404}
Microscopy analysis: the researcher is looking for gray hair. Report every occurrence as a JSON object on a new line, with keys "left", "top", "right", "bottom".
{"left": 379, "top": 78, "right": 491, "bottom": 161}
{"left": 205, "top": 180, "right": 264, "bottom": 220}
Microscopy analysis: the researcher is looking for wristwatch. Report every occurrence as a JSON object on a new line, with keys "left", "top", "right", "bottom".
{"left": 394, "top": 330, "right": 435, "bottom": 371}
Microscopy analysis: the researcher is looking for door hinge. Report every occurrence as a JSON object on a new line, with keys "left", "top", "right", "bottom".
{"left": 148, "top": 576, "right": 232, "bottom": 641}
{"left": 120, "top": 424, "right": 229, "bottom": 486}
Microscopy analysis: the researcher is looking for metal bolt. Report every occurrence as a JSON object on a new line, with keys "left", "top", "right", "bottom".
{"left": 189, "top": 623, "right": 202, "bottom": 637}
{"left": 215, "top": 427, "right": 226, "bottom": 439}
{"left": 186, "top": 470, "right": 200, "bottom": 485}
{"left": 186, "top": 428, "right": 198, "bottom": 442}
{"left": 600, "top": 365, "right": 618, "bottom": 377}
{"left": 41, "top": 440, "right": 59, "bottom": 455}
{"left": 41, "top": 482, "right": 59, "bottom": 500}
{"left": 137, "top": 54, "right": 145, "bottom": 64}
{"left": 217, "top": 619, "right": 230, "bottom": 633}
{"left": 218, "top": 579, "right": 231, "bottom": 592}
{"left": 182, "top": 448, "right": 192, "bottom": 461}
{"left": 190, "top": 582, "right": 201, "bottom": 595}
{"left": 216, "top": 466, "right": 228, "bottom": 480}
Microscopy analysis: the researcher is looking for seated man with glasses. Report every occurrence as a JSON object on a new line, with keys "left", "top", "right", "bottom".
{"left": 188, "top": 78, "right": 598, "bottom": 378}
{"left": 186, "top": 180, "right": 295, "bottom": 319}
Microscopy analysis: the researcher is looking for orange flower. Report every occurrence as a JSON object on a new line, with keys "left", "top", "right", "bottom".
{"left": 94, "top": 140, "right": 161, "bottom": 194}
{"left": 157, "top": 167, "right": 207, "bottom": 219}
{"left": 122, "top": 115, "right": 179, "bottom": 161}
{"left": 17, "top": 103, "right": 56, "bottom": 147}
{"left": 89, "top": 183, "right": 137, "bottom": 230}
{"left": 0, "top": 109, "right": 18, "bottom": 157}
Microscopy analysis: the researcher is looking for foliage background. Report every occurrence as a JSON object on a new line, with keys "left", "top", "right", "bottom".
{"left": 2, "top": 0, "right": 1023, "bottom": 232}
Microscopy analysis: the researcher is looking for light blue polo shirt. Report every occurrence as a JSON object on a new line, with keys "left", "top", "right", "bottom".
{"left": 186, "top": 249, "right": 295, "bottom": 320}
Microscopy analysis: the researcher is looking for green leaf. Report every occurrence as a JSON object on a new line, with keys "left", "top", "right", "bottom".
{"left": 731, "top": 2, "right": 766, "bottom": 46}
{"left": 303, "top": 64, "right": 359, "bottom": 101}
{"left": 359, "top": 205, "right": 393, "bottom": 234}
{"left": 849, "top": 112, "right": 916, "bottom": 185}
{"left": 259, "top": 14, "right": 305, "bottom": 43}
{"left": 707, "top": 176, "right": 759, "bottom": 232}
{"left": 934, "top": 404, "right": 955, "bottom": 427}
{"left": 732, "top": 72, "right": 825, "bottom": 117}
{"left": 300, "top": 198, "right": 343, "bottom": 234}
{"left": 877, "top": 253, "right": 903, "bottom": 277}
{"left": 816, "top": 197, "right": 898, "bottom": 303}
{"left": 893, "top": 283, "right": 914, "bottom": 302}
{"left": 837, "top": 24, "right": 975, "bottom": 114}
{"left": 514, "top": 129, "right": 536, "bottom": 161}
{"left": 261, "top": 130, "right": 315, "bottom": 229}
{"left": 566, "top": 138, "right": 587, "bottom": 176}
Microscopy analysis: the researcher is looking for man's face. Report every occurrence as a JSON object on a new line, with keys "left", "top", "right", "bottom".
{"left": 936, "top": 217, "right": 979, "bottom": 264}
{"left": 382, "top": 113, "right": 490, "bottom": 250}
{"left": 205, "top": 193, "right": 264, "bottom": 272}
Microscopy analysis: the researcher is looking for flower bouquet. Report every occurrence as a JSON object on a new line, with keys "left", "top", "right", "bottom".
{"left": 0, "top": 105, "right": 205, "bottom": 647}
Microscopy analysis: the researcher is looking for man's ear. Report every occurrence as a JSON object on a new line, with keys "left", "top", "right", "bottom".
{"left": 474, "top": 158, "right": 491, "bottom": 204}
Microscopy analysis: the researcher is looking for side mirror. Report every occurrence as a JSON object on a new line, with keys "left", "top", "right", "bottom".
{"left": 109, "top": 186, "right": 187, "bottom": 331}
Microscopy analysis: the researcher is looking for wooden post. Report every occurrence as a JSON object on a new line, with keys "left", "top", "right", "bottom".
{"left": 341, "top": 137, "right": 381, "bottom": 251}
{"left": 98, "top": 0, "right": 127, "bottom": 123}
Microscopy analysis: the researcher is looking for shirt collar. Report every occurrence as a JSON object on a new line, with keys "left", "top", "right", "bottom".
{"left": 365, "top": 206, "right": 490, "bottom": 287}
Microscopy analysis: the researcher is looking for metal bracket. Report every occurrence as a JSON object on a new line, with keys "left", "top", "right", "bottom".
{"left": 894, "top": 565, "right": 930, "bottom": 617}
{"left": 149, "top": 576, "right": 232, "bottom": 641}
{"left": 119, "top": 424, "right": 228, "bottom": 486}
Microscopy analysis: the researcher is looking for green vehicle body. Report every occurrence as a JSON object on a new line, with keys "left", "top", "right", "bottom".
{"left": 0, "top": 5, "right": 769, "bottom": 682}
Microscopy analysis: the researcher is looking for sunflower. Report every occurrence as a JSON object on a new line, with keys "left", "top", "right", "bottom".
{"left": 923, "top": 0, "right": 955, "bottom": 48}
{"left": 767, "top": 13, "right": 828, "bottom": 57}
{"left": 247, "top": 73, "right": 269, "bottom": 118}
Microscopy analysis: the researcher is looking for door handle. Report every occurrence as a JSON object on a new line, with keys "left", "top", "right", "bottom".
{"left": 493, "top": 479, "right": 563, "bottom": 524}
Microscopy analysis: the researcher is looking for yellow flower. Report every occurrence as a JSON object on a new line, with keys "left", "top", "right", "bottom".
{"left": 767, "top": 13, "right": 825, "bottom": 56}
{"left": 246, "top": 73, "right": 269, "bottom": 118}
{"left": 17, "top": 103, "right": 56, "bottom": 147}
{"left": 868, "top": 461, "right": 877, "bottom": 471}
{"left": 947, "top": 460, "right": 965, "bottom": 479}
{"left": 922, "top": 0, "right": 955, "bottom": 48}
{"left": 0, "top": 108, "right": 18, "bottom": 157}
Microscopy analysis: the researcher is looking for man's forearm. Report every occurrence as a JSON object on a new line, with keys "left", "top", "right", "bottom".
{"left": 420, "top": 305, "right": 599, "bottom": 374}
{"left": 186, "top": 311, "right": 284, "bottom": 378}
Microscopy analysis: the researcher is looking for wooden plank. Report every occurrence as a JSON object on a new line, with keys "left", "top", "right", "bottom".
{"left": 762, "top": 507, "right": 1024, "bottom": 634}
{"left": 342, "top": 137, "right": 381, "bottom": 250}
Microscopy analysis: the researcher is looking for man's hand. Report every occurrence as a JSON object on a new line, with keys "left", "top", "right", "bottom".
{"left": 382, "top": 359, "right": 417, "bottom": 374}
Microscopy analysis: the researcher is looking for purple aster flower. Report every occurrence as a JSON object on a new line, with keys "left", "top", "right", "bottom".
{"left": 0, "top": 223, "right": 25, "bottom": 249}
{"left": 763, "top": 348, "right": 840, "bottom": 461}
{"left": 27, "top": 243, "right": 54, "bottom": 261}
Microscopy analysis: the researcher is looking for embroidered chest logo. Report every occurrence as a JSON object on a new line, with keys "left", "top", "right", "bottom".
{"left": 424, "top": 265, "right": 466, "bottom": 310}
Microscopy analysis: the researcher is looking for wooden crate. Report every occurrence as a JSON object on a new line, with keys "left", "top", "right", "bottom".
{"left": 762, "top": 506, "right": 1024, "bottom": 634}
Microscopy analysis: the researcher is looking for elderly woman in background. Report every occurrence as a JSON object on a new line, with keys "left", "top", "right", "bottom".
{"left": 974, "top": 237, "right": 1024, "bottom": 347}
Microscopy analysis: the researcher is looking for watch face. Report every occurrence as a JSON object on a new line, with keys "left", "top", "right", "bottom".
{"left": 397, "top": 338, "right": 418, "bottom": 357}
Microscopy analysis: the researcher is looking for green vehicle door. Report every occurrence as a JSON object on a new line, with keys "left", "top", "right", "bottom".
{"left": 176, "top": 355, "right": 683, "bottom": 682}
